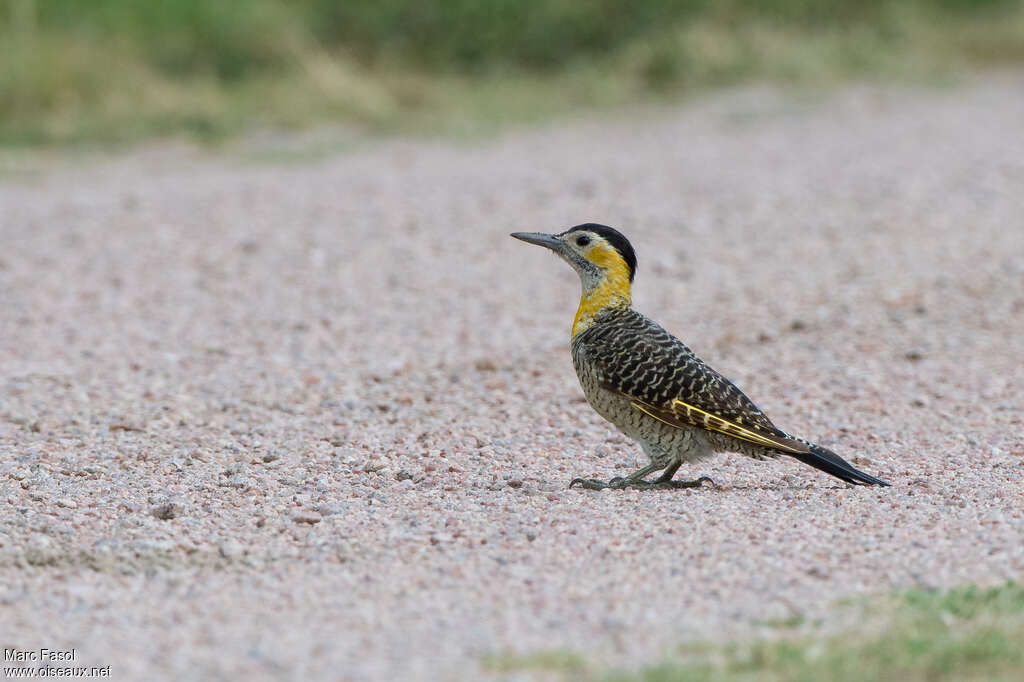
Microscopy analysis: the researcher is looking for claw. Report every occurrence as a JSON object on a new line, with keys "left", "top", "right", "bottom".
{"left": 569, "top": 477, "right": 617, "bottom": 490}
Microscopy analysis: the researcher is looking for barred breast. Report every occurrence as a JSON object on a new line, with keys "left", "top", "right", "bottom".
{"left": 571, "top": 310, "right": 723, "bottom": 465}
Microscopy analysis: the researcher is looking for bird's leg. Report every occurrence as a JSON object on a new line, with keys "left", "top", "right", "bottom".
{"left": 570, "top": 462, "right": 663, "bottom": 490}
{"left": 652, "top": 462, "right": 715, "bottom": 489}
{"left": 652, "top": 461, "right": 681, "bottom": 483}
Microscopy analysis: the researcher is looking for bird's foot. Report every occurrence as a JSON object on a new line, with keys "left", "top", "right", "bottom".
{"left": 569, "top": 475, "right": 714, "bottom": 491}
{"left": 661, "top": 475, "right": 716, "bottom": 489}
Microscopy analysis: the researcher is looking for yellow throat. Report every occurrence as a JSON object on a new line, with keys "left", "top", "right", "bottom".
{"left": 571, "top": 243, "right": 633, "bottom": 337}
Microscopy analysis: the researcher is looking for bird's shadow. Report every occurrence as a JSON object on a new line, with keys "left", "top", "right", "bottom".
{"left": 566, "top": 481, "right": 886, "bottom": 492}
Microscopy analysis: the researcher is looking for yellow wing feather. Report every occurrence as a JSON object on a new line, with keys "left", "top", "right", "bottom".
{"left": 630, "top": 399, "right": 807, "bottom": 454}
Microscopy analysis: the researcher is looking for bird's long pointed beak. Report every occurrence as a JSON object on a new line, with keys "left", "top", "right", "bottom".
{"left": 510, "top": 232, "right": 561, "bottom": 251}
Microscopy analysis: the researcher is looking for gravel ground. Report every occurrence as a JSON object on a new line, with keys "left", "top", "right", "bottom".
{"left": 2, "top": 74, "right": 1023, "bottom": 681}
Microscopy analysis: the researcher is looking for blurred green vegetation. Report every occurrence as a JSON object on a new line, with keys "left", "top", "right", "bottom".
{"left": 3, "top": 0, "right": 1024, "bottom": 146}
{"left": 485, "top": 581, "right": 1024, "bottom": 681}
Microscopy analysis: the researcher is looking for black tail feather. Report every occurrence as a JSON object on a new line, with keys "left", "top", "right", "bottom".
{"left": 790, "top": 444, "right": 890, "bottom": 486}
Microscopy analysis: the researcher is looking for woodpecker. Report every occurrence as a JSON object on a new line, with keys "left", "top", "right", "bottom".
{"left": 511, "top": 223, "right": 890, "bottom": 490}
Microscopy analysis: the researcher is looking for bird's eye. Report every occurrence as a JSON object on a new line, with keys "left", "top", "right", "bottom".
{"left": 575, "top": 235, "right": 591, "bottom": 247}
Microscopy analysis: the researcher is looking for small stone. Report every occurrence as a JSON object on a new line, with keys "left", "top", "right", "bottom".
{"left": 218, "top": 540, "right": 243, "bottom": 559}
{"left": 22, "top": 471, "right": 53, "bottom": 489}
{"left": 26, "top": 533, "right": 61, "bottom": 567}
{"left": 222, "top": 474, "right": 250, "bottom": 489}
{"left": 133, "top": 539, "right": 174, "bottom": 553}
{"left": 222, "top": 462, "right": 245, "bottom": 476}
{"left": 315, "top": 503, "right": 343, "bottom": 516}
{"left": 474, "top": 358, "right": 498, "bottom": 372}
{"left": 525, "top": 531, "right": 537, "bottom": 542}
{"left": 339, "top": 448, "right": 361, "bottom": 464}
{"left": 10, "top": 469, "right": 28, "bottom": 481}
{"left": 150, "top": 502, "right": 179, "bottom": 520}
{"left": 507, "top": 479, "right": 523, "bottom": 489}
{"left": 904, "top": 349, "right": 925, "bottom": 361}
{"left": 29, "top": 534, "right": 52, "bottom": 549}
{"left": 262, "top": 451, "right": 280, "bottom": 463}
{"left": 395, "top": 470, "right": 413, "bottom": 482}
{"left": 292, "top": 511, "right": 322, "bottom": 525}
{"left": 56, "top": 498, "right": 77, "bottom": 509}
{"left": 806, "top": 565, "right": 829, "bottom": 579}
